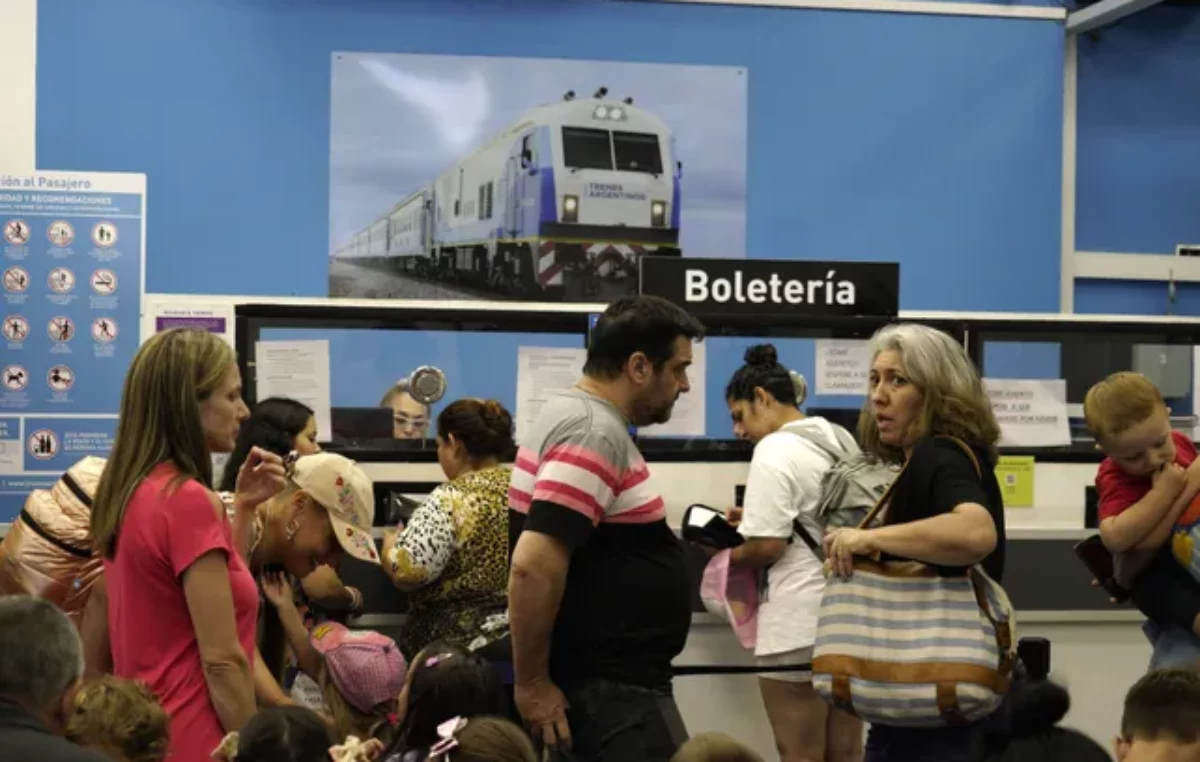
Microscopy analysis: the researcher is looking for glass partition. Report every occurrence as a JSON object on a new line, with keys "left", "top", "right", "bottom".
{"left": 969, "top": 319, "right": 1200, "bottom": 454}
{"left": 237, "top": 304, "right": 967, "bottom": 459}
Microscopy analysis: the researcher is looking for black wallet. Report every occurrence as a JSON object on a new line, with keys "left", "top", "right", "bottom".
{"left": 681, "top": 503, "right": 744, "bottom": 549}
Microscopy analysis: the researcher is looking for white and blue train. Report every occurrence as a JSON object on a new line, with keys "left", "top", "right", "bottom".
{"left": 332, "top": 87, "right": 683, "bottom": 297}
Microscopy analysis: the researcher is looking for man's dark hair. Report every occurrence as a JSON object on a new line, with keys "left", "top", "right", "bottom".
{"left": 583, "top": 295, "right": 705, "bottom": 380}
{"left": 1121, "top": 668, "right": 1200, "bottom": 743}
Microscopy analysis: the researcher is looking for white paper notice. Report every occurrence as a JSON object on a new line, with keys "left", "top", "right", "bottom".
{"left": 640, "top": 339, "right": 707, "bottom": 438}
{"left": 983, "top": 378, "right": 1071, "bottom": 447}
{"left": 815, "top": 339, "right": 871, "bottom": 395}
{"left": 254, "top": 340, "right": 333, "bottom": 442}
{"left": 0, "top": 417, "right": 21, "bottom": 476}
{"left": 515, "top": 347, "right": 587, "bottom": 442}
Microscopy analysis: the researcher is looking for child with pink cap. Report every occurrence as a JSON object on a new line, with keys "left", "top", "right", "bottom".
{"left": 262, "top": 574, "right": 407, "bottom": 745}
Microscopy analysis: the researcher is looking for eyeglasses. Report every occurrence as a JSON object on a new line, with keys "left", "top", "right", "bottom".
{"left": 394, "top": 415, "right": 429, "bottom": 428}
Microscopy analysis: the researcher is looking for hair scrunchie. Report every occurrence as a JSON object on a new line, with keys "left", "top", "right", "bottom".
{"left": 789, "top": 370, "right": 808, "bottom": 406}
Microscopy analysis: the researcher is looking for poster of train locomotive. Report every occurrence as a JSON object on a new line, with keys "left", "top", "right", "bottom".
{"left": 329, "top": 53, "right": 748, "bottom": 302}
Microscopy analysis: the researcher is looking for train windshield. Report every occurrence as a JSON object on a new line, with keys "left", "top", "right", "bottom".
{"left": 613, "top": 131, "right": 663, "bottom": 175}
{"left": 562, "top": 127, "right": 614, "bottom": 170}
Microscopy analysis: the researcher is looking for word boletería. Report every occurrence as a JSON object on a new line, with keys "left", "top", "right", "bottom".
{"left": 684, "top": 269, "right": 856, "bottom": 306}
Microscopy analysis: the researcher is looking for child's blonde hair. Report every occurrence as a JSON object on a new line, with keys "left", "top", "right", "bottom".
{"left": 671, "top": 732, "right": 764, "bottom": 762}
{"left": 428, "top": 717, "right": 537, "bottom": 762}
{"left": 66, "top": 676, "right": 170, "bottom": 762}
{"left": 319, "top": 663, "right": 397, "bottom": 745}
{"left": 1083, "top": 372, "right": 1165, "bottom": 442}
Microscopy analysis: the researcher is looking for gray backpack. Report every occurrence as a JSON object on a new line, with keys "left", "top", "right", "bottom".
{"left": 784, "top": 423, "right": 901, "bottom": 558}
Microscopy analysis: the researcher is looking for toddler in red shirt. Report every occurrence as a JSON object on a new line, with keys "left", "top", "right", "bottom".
{"left": 1086, "top": 372, "right": 1200, "bottom": 646}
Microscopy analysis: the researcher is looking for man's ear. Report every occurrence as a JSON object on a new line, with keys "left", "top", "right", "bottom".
{"left": 1114, "top": 736, "right": 1130, "bottom": 762}
{"left": 628, "top": 352, "right": 651, "bottom": 383}
{"left": 55, "top": 677, "right": 82, "bottom": 733}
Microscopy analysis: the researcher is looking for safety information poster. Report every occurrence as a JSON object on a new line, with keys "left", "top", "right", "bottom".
{"left": 0, "top": 171, "right": 145, "bottom": 521}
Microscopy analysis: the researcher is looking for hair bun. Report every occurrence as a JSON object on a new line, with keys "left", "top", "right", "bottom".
{"left": 479, "top": 400, "right": 514, "bottom": 445}
{"left": 744, "top": 344, "right": 778, "bottom": 368}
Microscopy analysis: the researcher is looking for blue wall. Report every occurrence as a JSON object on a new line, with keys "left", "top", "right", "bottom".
{"left": 1074, "top": 5, "right": 1200, "bottom": 315}
{"left": 30, "top": 0, "right": 1071, "bottom": 441}
{"left": 36, "top": 0, "right": 1064, "bottom": 312}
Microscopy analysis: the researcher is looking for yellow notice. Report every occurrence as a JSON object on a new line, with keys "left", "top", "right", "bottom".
{"left": 995, "top": 456, "right": 1035, "bottom": 508}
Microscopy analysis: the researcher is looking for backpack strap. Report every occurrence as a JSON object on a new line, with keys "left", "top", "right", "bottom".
{"left": 782, "top": 425, "right": 846, "bottom": 466}
{"left": 779, "top": 423, "right": 853, "bottom": 561}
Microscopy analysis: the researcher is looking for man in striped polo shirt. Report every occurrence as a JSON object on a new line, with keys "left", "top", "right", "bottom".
{"left": 508, "top": 295, "right": 705, "bottom": 761}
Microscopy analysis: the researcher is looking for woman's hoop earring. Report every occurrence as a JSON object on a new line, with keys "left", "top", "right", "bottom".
{"left": 285, "top": 519, "right": 300, "bottom": 543}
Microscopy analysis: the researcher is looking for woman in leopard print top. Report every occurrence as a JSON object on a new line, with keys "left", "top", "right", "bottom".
{"left": 382, "top": 398, "right": 514, "bottom": 657}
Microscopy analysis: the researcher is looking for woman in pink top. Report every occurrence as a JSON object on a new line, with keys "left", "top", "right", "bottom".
{"left": 89, "top": 329, "right": 287, "bottom": 762}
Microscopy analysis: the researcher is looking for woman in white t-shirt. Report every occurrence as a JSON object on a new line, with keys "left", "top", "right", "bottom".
{"left": 725, "top": 344, "right": 864, "bottom": 762}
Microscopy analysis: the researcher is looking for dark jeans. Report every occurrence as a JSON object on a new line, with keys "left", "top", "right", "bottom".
{"left": 865, "top": 723, "right": 985, "bottom": 762}
{"left": 1130, "top": 546, "right": 1200, "bottom": 633}
{"left": 549, "top": 679, "right": 688, "bottom": 762}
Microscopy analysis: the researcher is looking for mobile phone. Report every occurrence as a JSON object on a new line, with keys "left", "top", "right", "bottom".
{"left": 1073, "top": 535, "right": 1130, "bottom": 603}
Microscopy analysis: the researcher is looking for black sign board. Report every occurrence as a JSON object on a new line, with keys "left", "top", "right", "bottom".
{"left": 639, "top": 257, "right": 899, "bottom": 318}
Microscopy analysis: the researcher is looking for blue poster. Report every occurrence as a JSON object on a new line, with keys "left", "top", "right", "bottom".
{"left": 0, "top": 171, "right": 145, "bottom": 521}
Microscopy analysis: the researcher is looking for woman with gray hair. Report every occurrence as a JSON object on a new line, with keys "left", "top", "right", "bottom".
{"left": 822, "top": 323, "right": 1007, "bottom": 762}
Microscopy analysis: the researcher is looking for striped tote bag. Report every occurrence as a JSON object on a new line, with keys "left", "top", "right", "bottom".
{"left": 811, "top": 438, "right": 1017, "bottom": 728}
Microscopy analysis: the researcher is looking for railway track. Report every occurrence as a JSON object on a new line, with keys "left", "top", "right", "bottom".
{"left": 329, "top": 258, "right": 637, "bottom": 303}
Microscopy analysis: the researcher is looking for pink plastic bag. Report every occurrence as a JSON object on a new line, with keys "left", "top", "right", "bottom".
{"left": 699, "top": 549, "right": 759, "bottom": 649}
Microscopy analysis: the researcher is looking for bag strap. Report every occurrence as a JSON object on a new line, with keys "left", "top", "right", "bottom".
{"left": 781, "top": 423, "right": 851, "bottom": 561}
{"left": 856, "top": 459, "right": 907, "bottom": 530}
{"left": 792, "top": 517, "right": 824, "bottom": 559}
{"left": 937, "top": 435, "right": 982, "bottom": 478}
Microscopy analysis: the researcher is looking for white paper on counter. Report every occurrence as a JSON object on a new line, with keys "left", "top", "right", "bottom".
{"left": 983, "top": 378, "right": 1071, "bottom": 448}
{"left": 640, "top": 338, "right": 707, "bottom": 438}
{"left": 515, "top": 346, "right": 587, "bottom": 443}
{"left": 814, "top": 338, "right": 871, "bottom": 396}
{"left": 254, "top": 340, "right": 333, "bottom": 441}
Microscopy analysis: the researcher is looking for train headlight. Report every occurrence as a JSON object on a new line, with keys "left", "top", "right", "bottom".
{"left": 592, "top": 105, "right": 626, "bottom": 121}
{"left": 563, "top": 194, "right": 579, "bottom": 223}
{"left": 651, "top": 200, "right": 666, "bottom": 227}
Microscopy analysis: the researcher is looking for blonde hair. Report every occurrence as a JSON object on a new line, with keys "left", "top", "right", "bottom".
{"left": 319, "top": 664, "right": 396, "bottom": 745}
{"left": 66, "top": 676, "right": 170, "bottom": 762}
{"left": 858, "top": 323, "right": 1000, "bottom": 463}
{"left": 380, "top": 378, "right": 428, "bottom": 410}
{"left": 431, "top": 717, "right": 537, "bottom": 762}
{"left": 671, "top": 732, "right": 764, "bottom": 762}
{"left": 91, "top": 329, "right": 235, "bottom": 558}
{"left": 1084, "top": 372, "right": 1165, "bottom": 442}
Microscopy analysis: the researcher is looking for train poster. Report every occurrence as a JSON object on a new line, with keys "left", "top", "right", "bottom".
{"left": 329, "top": 53, "right": 748, "bottom": 303}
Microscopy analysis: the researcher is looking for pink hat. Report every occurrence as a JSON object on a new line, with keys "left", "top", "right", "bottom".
{"left": 310, "top": 622, "right": 406, "bottom": 713}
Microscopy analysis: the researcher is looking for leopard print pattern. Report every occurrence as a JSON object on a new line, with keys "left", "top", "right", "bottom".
{"left": 398, "top": 465, "right": 511, "bottom": 656}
